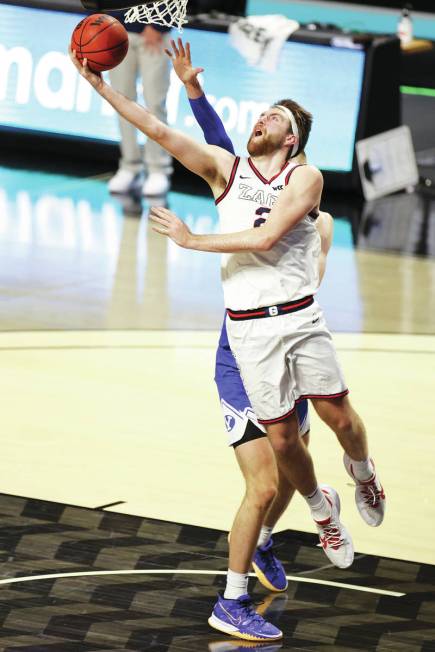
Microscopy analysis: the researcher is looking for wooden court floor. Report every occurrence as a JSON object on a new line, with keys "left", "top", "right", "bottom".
{"left": 0, "top": 329, "right": 433, "bottom": 566}
{"left": 0, "top": 491, "right": 433, "bottom": 651}
{"left": 0, "top": 166, "right": 434, "bottom": 649}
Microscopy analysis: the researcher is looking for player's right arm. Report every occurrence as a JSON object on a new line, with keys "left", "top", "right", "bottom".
{"left": 69, "top": 50, "right": 234, "bottom": 191}
{"left": 151, "top": 165, "right": 323, "bottom": 252}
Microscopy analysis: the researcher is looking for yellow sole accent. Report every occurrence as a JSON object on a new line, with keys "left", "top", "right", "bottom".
{"left": 252, "top": 562, "right": 288, "bottom": 593}
{"left": 211, "top": 641, "right": 281, "bottom": 649}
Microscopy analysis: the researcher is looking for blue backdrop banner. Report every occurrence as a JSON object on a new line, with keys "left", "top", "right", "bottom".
{"left": 0, "top": 3, "right": 365, "bottom": 172}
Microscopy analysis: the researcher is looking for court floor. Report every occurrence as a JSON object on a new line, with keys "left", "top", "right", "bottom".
{"left": 0, "top": 165, "right": 434, "bottom": 650}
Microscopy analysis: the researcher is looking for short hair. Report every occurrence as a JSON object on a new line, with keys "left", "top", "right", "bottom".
{"left": 275, "top": 98, "right": 313, "bottom": 159}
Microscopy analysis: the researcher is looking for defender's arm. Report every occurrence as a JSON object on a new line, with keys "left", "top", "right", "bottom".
{"left": 316, "top": 211, "right": 334, "bottom": 283}
{"left": 166, "top": 38, "right": 236, "bottom": 153}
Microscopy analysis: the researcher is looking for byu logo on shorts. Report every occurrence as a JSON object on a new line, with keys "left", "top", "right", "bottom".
{"left": 225, "top": 415, "right": 236, "bottom": 432}
{"left": 268, "top": 305, "right": 279, "bottom": 316}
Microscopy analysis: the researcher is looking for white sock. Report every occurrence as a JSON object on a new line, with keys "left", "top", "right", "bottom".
{"left": 304, "top": 486, "right": 331, "bottom": 521}
{"left": 350, "top": 457, "right": 375, "bottom": 482}
{"left": 257, "top": 526, "right": 273, "bottom": 548}
{"left": 224, "top": 569, "right": 249, "bottom": 600}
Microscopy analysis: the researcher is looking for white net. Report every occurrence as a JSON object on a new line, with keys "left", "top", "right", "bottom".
{"left": 124, "top": 1, "right": 188, "bottom": 32}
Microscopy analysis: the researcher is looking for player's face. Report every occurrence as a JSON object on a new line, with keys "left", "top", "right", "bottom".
{"left": 247, "top": 108, "right": 291, "bottom": 157}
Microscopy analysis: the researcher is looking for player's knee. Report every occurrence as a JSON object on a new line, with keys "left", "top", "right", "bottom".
{"left": 247, "top": 482, "right": 278, "bottom": 511}
{"left": 334, "top": 413, "right": 354, "bottom": 435}
{"left": 266, "top": 419, "right": 299, "bottom": 453}
{"left": 269, "top": 432, "right": 300, "bottom": 456}
{"left": 256, "top": 485, "right": 278, "bottom": 511}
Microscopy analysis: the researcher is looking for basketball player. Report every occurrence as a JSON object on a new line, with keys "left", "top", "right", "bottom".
{"left": 166, "top": 38, "right": 333, "bottom": 595}
{"left": 71, "top": 49, "right": 386, "bottom": 643}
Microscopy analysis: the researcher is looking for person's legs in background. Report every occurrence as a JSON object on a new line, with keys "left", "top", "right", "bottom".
{"left": 139, "top": 29, "right": 173, "bottom": 196}
{"left": 108, "top": 33, "right": 143, "bottom": 193}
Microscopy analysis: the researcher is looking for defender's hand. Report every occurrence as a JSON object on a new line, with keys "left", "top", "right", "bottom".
{"left": 150, "top": 206, "right": 193, "bottom": 248}
{"left": 69, "top": 48, "right": 104, "bottom": 92}
{"left": 165, "top": 38, "right": 204, "bottom": 85}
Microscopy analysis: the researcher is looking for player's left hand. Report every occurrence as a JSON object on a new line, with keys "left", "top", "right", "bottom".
{"left": 150, "top": 206, "right": 192, "bottom": 248}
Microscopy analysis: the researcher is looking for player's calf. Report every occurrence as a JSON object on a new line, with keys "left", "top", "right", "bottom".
{"left": 312, "top": 396, "right": 369, "bottom": 461}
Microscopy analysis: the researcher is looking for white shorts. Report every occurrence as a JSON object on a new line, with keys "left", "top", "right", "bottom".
{"left": 226, "top": 300, "right": 348, "bottom": 424}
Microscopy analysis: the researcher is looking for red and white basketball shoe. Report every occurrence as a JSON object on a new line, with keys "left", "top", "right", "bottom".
{"left": 343, "top": 454, "right": 386, "bottom": 527}
{"left": 314, "top": 485, "right": 354, "bottom": 569}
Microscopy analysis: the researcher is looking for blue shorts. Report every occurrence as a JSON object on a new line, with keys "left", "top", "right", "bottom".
{"left": 214, "top": 319, "right": 310, "bottom": 446}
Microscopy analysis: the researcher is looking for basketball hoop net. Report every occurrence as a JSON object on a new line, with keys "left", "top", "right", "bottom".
{"left": 124, "top": 1, "right": 188, "bottom": 32}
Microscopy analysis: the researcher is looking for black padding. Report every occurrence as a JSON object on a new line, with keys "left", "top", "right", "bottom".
{"left": 81, "top": 0, "right": 144, "bottom": 10}
{"left": 232, "top": 419, "right": 266, "bottom": 449}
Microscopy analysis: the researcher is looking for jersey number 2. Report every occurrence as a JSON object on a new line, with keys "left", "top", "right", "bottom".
{"left": 253, "top": 207, "right": 271, "bottom": 228}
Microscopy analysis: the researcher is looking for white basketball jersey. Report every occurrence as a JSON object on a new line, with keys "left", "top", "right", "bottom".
{"left": 217, "top": 157, "right": 321, "bottom": 310}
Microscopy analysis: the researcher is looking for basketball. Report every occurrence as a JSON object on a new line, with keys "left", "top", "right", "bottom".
{"left": 71, "top": 13, "right": 129, "bottom": 73}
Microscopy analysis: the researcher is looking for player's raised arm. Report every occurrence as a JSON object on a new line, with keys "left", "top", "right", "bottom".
{"left": 150, "top": 165, "right": 323, "bottom": 253}
{"left": 69, "top": 49, "right": 234, "bottom": 191}
{"left": 165, "top": 38, "right": 204, "bottom": 100}
{"left": 166, "top": 39, "right": 235, "bottom": 154}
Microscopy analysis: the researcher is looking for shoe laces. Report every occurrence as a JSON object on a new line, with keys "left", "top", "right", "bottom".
{"left": 259, "top": 547, "right": 281, "bottom": 575}
{"left": 361, "top": 477, "right": 385, "bottom": 508}
{"left": 319, "top": 519, "right": 345, "bottom": 550}
{"left": 238, "top": 596, "right": 268, "bottom": 626}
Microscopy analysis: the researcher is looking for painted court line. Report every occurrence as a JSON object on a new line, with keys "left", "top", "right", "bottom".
{"left": 0, "top": 569, "right": 405, "bottom": 597}
{"left": 94, "top": 500, "right": 126, "bottom": 510}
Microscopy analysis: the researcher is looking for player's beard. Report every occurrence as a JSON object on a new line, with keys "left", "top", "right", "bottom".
{"left": 247, "top": 131, "right": 286, "bottom": 157}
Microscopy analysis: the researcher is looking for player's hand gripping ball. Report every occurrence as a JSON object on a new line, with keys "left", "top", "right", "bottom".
{"left": 71, "top": 13, "right": 129, "bottom": 73}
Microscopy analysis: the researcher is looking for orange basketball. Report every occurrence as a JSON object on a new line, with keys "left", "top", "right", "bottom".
{"left": 71, "top": 13, "right": 129, "bottom": 73}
